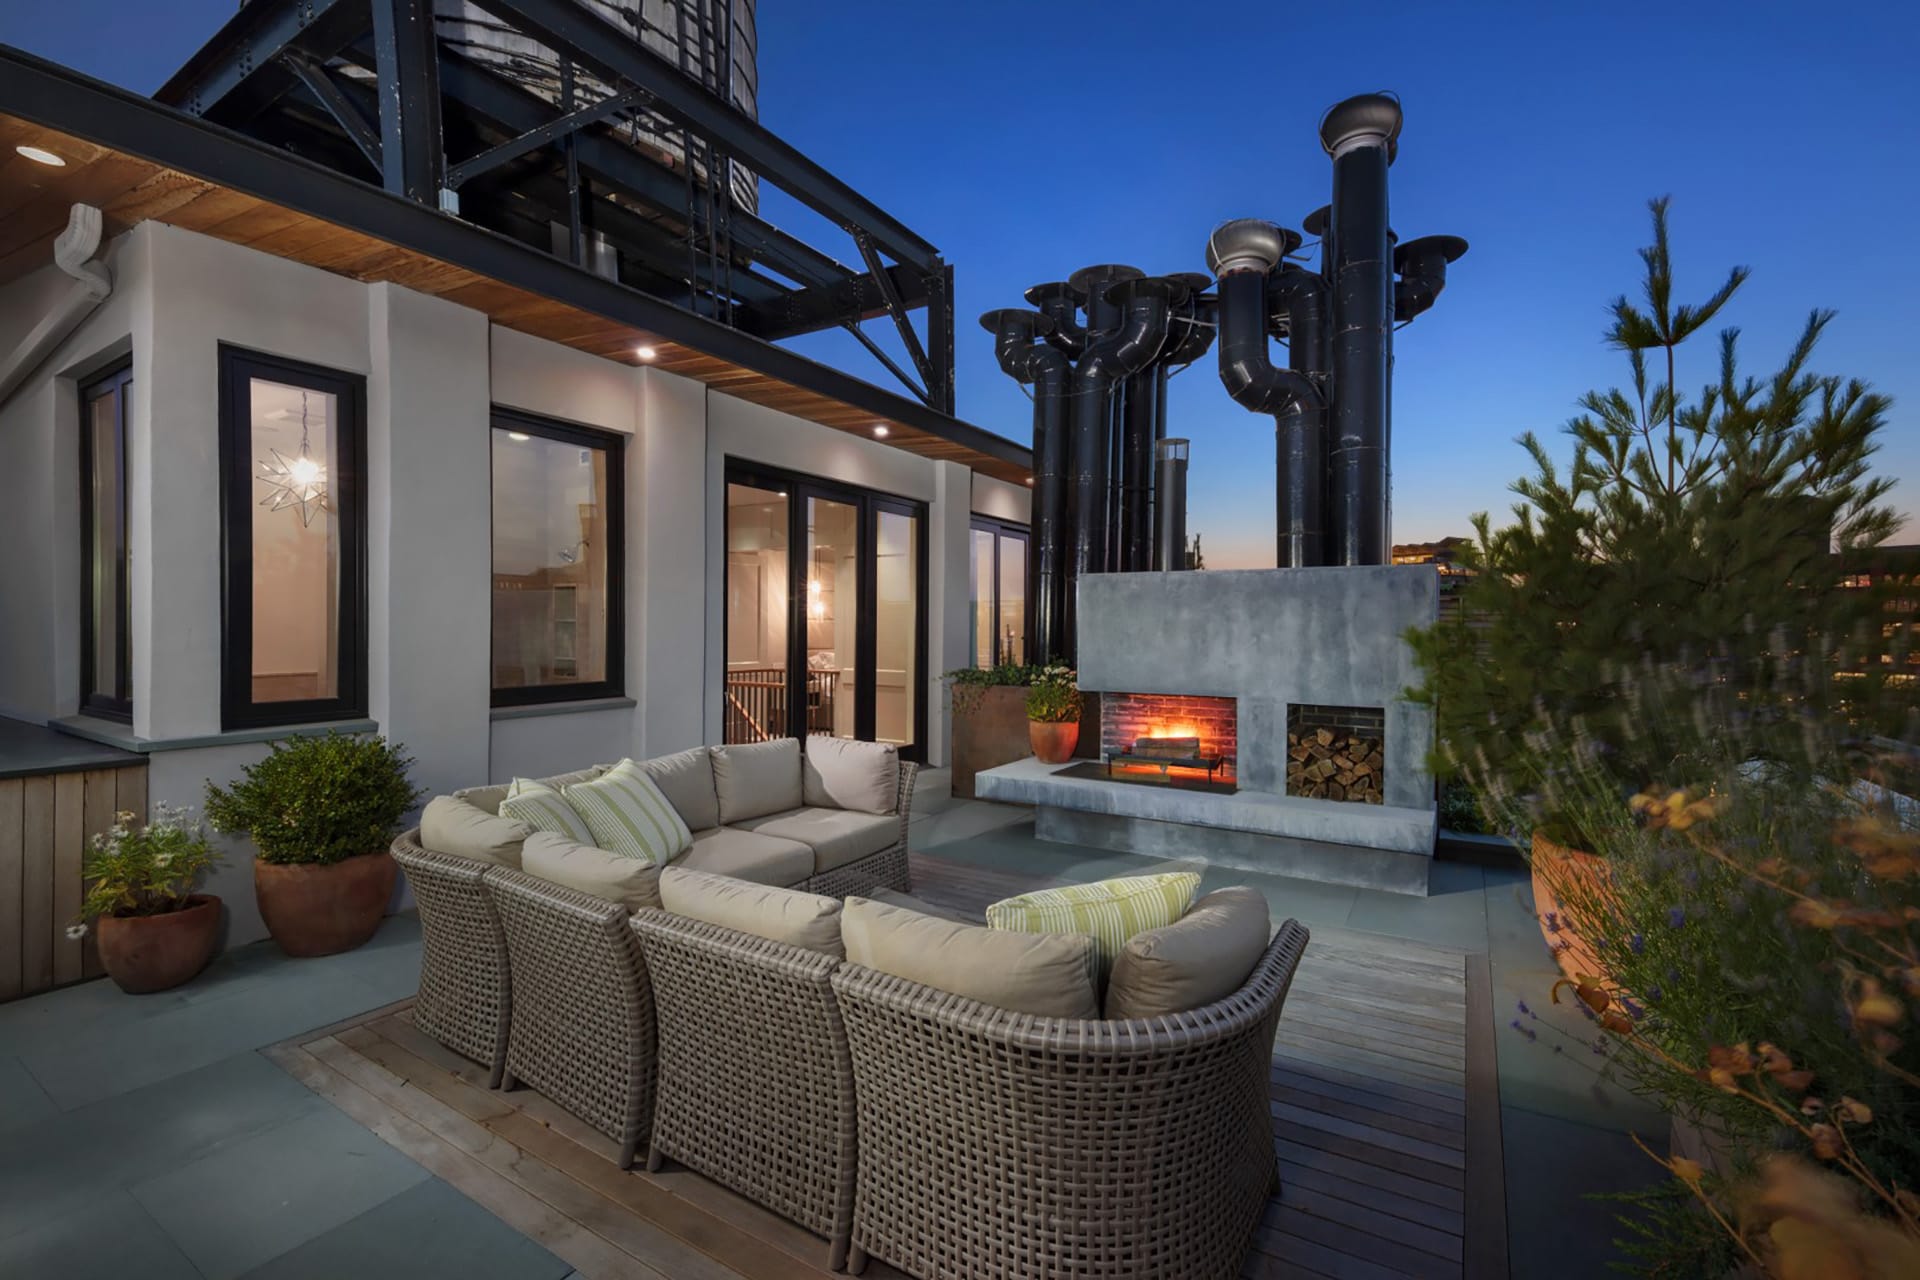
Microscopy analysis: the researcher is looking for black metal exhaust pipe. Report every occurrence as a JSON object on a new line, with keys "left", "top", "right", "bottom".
{"left": 1061, "top": 273, "right": 1170, "bottom": 654}
{"left": 1394, "top": 234, "right": 1469, "bottom": 322}
{"left": 1068, "top": 266, "right": 1142, "bottom": 578}
{"left": 1320, "top": 92, "right": 1402, "bottom": 566}
{"left": 981, "top": 307, "right": 1070, "bottom": 661}
{"left": 1024, "top": 280, "right": 1088, "bottom": 358}
{"left": 1154, "top": 437, "right": 1190, "bottom": 570}
{"left": 1272, "top": 263, "right": 1330, "bottom": 568}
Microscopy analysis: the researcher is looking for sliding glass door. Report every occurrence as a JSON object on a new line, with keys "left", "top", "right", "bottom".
{"left": 724, "top": 464, "right": 927, "bottom": 759}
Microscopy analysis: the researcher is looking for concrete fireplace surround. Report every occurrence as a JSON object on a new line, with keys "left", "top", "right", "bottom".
{"left": 976, "top": 566, "right": 1440, "bottom": 894}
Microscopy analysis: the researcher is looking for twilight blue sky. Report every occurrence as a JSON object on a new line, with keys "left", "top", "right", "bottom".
{"left": 6, "top": 0, "right": 1914, "bottom": 566}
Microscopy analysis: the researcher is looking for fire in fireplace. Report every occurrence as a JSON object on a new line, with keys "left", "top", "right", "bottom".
{"left": 1100, "top": 693, "right": 1237, "bottom": 781}
{"left": 1286, "top": 703, "right": 1385, "bottom": 805}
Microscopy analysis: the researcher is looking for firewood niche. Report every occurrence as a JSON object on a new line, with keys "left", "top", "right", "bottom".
{"left": 1286, "top": 704, "right": 1386, "bottom": 805}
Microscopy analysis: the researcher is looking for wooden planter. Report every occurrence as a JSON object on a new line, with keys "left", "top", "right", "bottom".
{"left": 1530, "top": 832, "right": 1611, "bottom": 982}
{"left": 950, "top": 687, "right": 1101, "bottom": 798}
{"left": 255, "top": 850, "right": 397, "bottom": 958}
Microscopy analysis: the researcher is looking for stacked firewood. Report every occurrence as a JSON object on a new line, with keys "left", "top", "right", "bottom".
{"left": 1286, "top": 728, "right": 1384, "bottom": 804}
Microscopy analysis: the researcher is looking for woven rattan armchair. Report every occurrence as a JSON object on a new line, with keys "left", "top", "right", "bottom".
{"left": 832, "top": 919, "right": 1311, "bottom": 1280}
{"left": 806, "top": 761, "right": 918, "bottom": 899}
{"left": 391, "top": 831, "right": 512, "bottom": 1088}
{"left": 631, "top": 909, "right": 858, "bottom": 1270}
{"left": 486, "top": 866, "right": 656, "bottom": 1169}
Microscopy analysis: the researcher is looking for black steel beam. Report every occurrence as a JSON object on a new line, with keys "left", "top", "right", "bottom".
{"left": 465, "top": 0, "right": 940, "bottom": 273}
{"left": 926, "top": 259, "right": 956, "bottom": 415}
{"left": 0, "top": 45, "right": 1029, "bottom": 473}
{"left": 853, "top": 231, "right": 935, "bottom": 395}
{"left": 370, "top": 0, "right": 444, "bottom": 201}
{"left": 446, "top": 87, "right": 644, "bottom": 189}
{"left": 156, "top": 0, "right": 366, "bottom": 124}
{"left": 843, "top": 323, "right": 929, "bottom": 404}
{"left": 737, "top": 269, "right": 933, "bottom": 342}
{"left": 284, "top": 56, "right": 382, "bottom": 173}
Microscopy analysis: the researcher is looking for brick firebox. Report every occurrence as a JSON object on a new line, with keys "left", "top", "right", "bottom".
{"left": 1098, "top": 693, "right": 1238, "bottom": 772}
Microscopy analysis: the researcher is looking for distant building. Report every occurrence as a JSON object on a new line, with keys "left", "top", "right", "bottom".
{"left": 1392, "top": 537, "right": 1475, "bottom": 622}
{"left": 1840, "top": 543, "right": 1919, "bottom": 682}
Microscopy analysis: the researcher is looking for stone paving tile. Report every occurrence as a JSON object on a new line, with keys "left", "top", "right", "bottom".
{"left": 239, "top": 1178, "right": 573, "bottom": 1280}
{"left": 0, "top": 1055, "right": 57, "bottom": 1137}
{"left": 0, "top": 1049, "right": 328, "bottom": 1243}
{"left": 0, "top": 1188, "right": 201, "bottom": 1280}
{"left": 131, "top": 1106, "right": 431, "bottom": 1280}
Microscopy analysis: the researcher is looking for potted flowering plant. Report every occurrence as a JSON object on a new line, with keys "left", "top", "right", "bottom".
{"left": 205, "top": 732, "right": 424, "bottom": 958}
{"left": 1025, "top": 664, "right": 1083, "bottom": 764}
{"left": 74, "top": 804, "right": 224, "bottom": 994}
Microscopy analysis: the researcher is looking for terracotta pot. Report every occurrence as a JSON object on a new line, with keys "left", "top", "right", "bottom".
{"left": 255, "top": 851, "right": 397, "bottom": 958}
{"left": 1029, "top": 719, "right": 1080, "bottom": 765}
{"left": 950, "top": 688, "right": 1102, "bottom": 797}
{"left": 95, "top": 894, "right": 223, "bottom": 994}
{"left": 1530, "top": 831, "right": 1611, "bottom": 982}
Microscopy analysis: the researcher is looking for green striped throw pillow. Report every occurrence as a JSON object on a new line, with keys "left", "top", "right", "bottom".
{"left": 563, "top": 759, "right": 692, "bottom": 867}
{"left": 498, "top": 778, "right": 596, "bottom": 846}
{"left": 985, "top": 872, "right": 1201, "bottom": 985}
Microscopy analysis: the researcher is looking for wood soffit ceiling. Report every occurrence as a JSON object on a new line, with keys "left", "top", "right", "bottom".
{"left": 0, "top": 113, "right": 1031, "bottom": 485}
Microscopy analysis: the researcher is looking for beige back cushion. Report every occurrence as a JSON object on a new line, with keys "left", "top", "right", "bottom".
{"left": 521, "top": 830, "right": 663, "bottom": 912}
{"left": 420, "top": 795, "right": 531, "bottom": 868}
{"left": 1104, "top": 886, "right": 1272, "bottom": 1020}
{"left": 639, "top": 747, "right": 721, "bottom": 832}
{"left": 841, "top": 896, "right": 1099, "bottom": 1020}
{"left": 802, "top": 736, "right": 899, "bottom": 814}
{"left": 658, "top": 867, "right": 842, "bottom": 958}
{"left": 711, "top": 739, "right": 803, "bottom": 824}
{"left": 454, "top": 763, "right": 607, "bottom": 816}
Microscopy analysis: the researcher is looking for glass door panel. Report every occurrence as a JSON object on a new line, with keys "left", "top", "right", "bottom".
{"left": 806, "top": 494, "right": 859, "bottom": 740}
{"left": 997, "top": 531, "right": 1028, "bottom": 666}
{"left": 724, "top": 481, "right": 790, "bottom": 743}
{"left": 969, "top": 528, "right": 995, "bottom": 668}
{"left": 872, "top": 504, "right": 921, "bottom": 749}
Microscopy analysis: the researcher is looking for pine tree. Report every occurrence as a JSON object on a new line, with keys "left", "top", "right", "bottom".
{"left": 1409, "top": 197, "right": 1904, "bottom": 842}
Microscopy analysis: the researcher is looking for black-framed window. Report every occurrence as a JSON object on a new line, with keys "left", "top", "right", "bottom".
{"left": 490, "top": 409, "right": 625, "bottom": 706}
{"left": 969, "top": 514, "right": 1029, "bottom": 668}
{"left": 218, "top": 345, "right": 368, "bottom": 730}
{"left": 80, "top": 361, "right": 133, "bottom": 721}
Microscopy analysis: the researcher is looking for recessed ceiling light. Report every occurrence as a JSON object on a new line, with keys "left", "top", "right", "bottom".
{"left": 15, "top": 145, "right": 65, "bottom": 167}
{"left": 635, "top": 345, "right": 658, "bottom": 361}
{"left": 1024, "top": 476, "right": 1034, "bottom": 486}
{"left": 872, "top": 424, "right": 890, "bottom": 438}
{"left": 507, "top": 431, "right": 530, "bottom": 442}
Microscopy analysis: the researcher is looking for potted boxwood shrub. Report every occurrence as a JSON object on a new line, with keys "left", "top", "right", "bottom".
{"left": 206, "top": 732, "right": 425, "bottom": 958}
{"left": 73, "top": 803, "right": 224, "bottom": 994}
{"left": 1025, "top": 664, "right": 1083, "bottom": 765}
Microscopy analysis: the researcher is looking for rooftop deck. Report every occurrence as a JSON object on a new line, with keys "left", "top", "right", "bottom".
{"left": 0, "top": 772, "right": 1658, "bottom": 1279}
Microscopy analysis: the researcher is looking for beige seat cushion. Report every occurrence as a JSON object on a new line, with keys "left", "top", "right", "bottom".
{"left": 1104, "top": 886, "right": 1273, "bottom": 1020}
{"left": 840, "top": 896, "right": 1099, "bottom": 1019}
{"left": 658, "top": 867, "right": 843, "bottom": 958}
{"left": 802, "top": 737, "right": 898, "bottom": 814}
{"left": 521, "top": 831, "right": 663, "bottom": 912}
{"left": 454, "top": 764, "right": 608, "bottom": 817}
{"left": 639, "top": 746, "right": 720, "bottom": 832}
{"left": 711, "top": 739, "right": 803, "bottom": 824}
{"left": 676, "top": 826, "right": 813, "bottom": 888}
{"left": 419, "top": 795, "right": 532, "bottom": 868}
{"left": 731, "top": 807, "right": 897, "bottom": 874}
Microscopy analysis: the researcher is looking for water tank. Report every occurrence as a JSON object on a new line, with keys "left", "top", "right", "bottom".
{"left": 434, "top": 0, "right": 759, "bottom": 215}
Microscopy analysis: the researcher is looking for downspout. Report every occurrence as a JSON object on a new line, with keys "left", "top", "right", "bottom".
{"left": 981, "top": 307, "right": 1070, "bottom": 662}
{"left": 1320, "top": 92, "right": 1402, "bottom": 566}
{"left": 1207, "top": 219, "right": 1326, "bottom": 566}
{"left": 0, "top": 205, "right": 114, "bottom": 410}
{"left": 1061, "top": 273, "right": 1169, "bottom": 657}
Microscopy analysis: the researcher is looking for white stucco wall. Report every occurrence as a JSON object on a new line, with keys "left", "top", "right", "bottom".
{"left": 0, "top": 220, "right": 1002, "bottom": 950}
{"left": 970, "top": 472, "right": 1032, "bottom": 524}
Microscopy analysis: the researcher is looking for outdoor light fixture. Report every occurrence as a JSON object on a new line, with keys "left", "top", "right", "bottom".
{"left": 872, "top": 423, "right": 890, "bottom": 438}
{"left": 257, "top": 391, "right": 329, "bottom": 527}
{"left": 15, "top": 145, "right": 64, "bottom": 166}
{"left": 634, "top": 345, "right": 658, "bottom": 361}
{"left": 507, "top": 431, "right": 530, "bottom": 442}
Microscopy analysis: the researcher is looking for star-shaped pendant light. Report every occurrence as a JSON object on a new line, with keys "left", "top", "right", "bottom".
{"left": 257, "top": 391, "right": 329, "bottom": 527}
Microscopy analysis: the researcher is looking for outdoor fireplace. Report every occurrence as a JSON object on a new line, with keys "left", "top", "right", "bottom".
{"left": 1286, "top": 703, "right": 1385, "bottom": 804}
{"left": 1100, "top": 693, "right": 1237, "bottom": 783}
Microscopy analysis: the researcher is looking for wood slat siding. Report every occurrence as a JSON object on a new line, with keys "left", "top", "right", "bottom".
{"left": 267, "top": 851, "right": 1509, "bottom": 1279}
{"left": 0, "top": 116, "right": 1030, "bottom": 485}
{"left": 0, "top": 764, "right": 148, "bottom": 1002}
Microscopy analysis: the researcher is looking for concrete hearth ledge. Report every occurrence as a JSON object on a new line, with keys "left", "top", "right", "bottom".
{"left": 975, "top": 757, "right": 1436, "bottom": 852}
